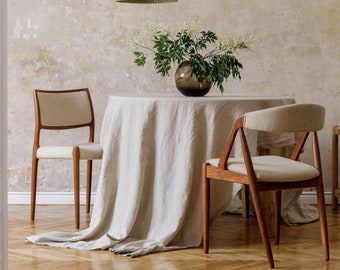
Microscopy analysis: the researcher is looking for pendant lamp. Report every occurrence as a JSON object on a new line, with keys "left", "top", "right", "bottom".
{"left": 117, "top": 0, "right": 178, "bottom": 3}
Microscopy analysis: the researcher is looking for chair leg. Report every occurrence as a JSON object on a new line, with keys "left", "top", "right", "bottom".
{"left": 241, "top": 185, "right": 250, "bottom": 218}
{"left": 317, "top": 180, "right": 330, "bottom": 261}
{"left": 332, "top": 126, "right": 338, "bottom": 210}
{"left": 202, "top": 163, "right": 210, "bottom": 254}
{"left": 73, "top": 147, "right": 80, "bottom": 229}
{"left": 274, "top": 190, "right": 282, "bottom": 245}
{"left": 86, "top": 160, "right": 93, "bottom": 213}
{"left": 250, "top": 185, "right": 274, "bottom": 268}
{"left": 30, "top": 157, "right": 39, "bottom": 221}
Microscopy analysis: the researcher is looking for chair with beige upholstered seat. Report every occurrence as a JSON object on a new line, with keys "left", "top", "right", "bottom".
{"left": 31, "top": 88, "right": 103, "bottom": 229}
{"left": 202, "top": 103, "right": 329, "bottom": 268}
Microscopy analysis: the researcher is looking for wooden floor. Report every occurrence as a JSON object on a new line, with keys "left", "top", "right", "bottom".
{"left": 7, "top": 204, "right": 340, "bottom": 269}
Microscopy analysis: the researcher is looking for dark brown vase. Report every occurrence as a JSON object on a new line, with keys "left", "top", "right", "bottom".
{"left": 175, "top": 61, "right": 211, "bottom": 97}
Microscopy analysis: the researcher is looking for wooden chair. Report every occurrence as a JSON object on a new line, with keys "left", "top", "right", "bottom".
{"left": 202, "top": 103, "right": 329, "bottom": 268}
{"left": 31, "top": 88, "right": 103, "bottom": 229}
{"left": 332, "top": 125, "right": 340, "bottom": 210}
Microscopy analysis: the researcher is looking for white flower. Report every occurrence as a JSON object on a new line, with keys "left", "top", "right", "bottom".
{"left": 123, "top": 20, "right": 172, "bottom": 51}
{"left": 217, "top": 35, "right": 253, "bottom": 53}
{"left": 123, "top": 20, "right": 204, "bottom": 51}
{"left": 175, "top": 20, "right": 200, "bottom": 38}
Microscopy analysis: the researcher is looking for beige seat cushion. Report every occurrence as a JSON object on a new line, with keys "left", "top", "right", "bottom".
{"left": 207, "top": 155, "right": 320, "bottom": 182}
{"left": 37, "top": 143, "right": 103, "bottom": 160}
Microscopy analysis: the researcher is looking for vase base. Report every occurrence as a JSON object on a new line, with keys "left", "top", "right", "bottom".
{"left": 176, "top": 87, "right": 210, "bottom": 97}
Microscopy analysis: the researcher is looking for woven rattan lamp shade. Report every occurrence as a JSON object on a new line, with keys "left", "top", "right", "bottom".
{"left": 117, "top": 0, "right": 177, "bottom": 3}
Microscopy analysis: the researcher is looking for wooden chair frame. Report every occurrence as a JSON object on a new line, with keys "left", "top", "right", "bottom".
{"left": 31, "top": 88, "right": 101, "bottom": 228}
{"left": 332, "top": 125, "right": 340, "bottom": 210}
{"left": 203, "top": 109, "right": 329, "bottom": 268}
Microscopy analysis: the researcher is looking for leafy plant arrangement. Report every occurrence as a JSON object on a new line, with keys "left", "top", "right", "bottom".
{"left": 125, "top": 21, "right": 254, "bottom": 94}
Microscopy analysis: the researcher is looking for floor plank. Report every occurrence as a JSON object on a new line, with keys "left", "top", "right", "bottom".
{"left": 7, "top": 204, "right": 340, "bottom": 269}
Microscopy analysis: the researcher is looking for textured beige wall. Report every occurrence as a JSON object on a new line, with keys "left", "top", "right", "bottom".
{"left": 7, "top": 0, "right": 340, "bottom": 193}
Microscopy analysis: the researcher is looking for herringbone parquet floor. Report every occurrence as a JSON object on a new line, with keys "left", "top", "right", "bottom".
{"left": 7, "top": 204, "right": 340, "bottom": 269}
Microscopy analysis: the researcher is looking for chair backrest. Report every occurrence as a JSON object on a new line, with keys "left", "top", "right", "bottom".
{"left": 34, "top": 88, "right": 95, "bottom": 130}
{"left": 243, "top": 103, "right": 325, "bottom": 133}
{"left": 217, "top": 103, "right": 325, "bottom": 170}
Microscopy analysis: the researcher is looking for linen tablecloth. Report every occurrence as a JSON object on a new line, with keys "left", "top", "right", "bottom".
{"left": 27, "top": 94, "right": 310, "bottom": 256}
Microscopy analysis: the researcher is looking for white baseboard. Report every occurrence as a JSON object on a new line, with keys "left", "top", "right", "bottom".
{"left": 7, "top": 191, "right": 331, "bottom": 205}
{"left": 7, "top": 192, "right": 96, "bottom": 205}
{"left": 301, "top": 191, "right": 332, "bottom": 205}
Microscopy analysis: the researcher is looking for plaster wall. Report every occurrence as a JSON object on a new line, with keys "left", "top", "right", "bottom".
{"left": 7, "top": 0, "right": 340, "bottom": 194}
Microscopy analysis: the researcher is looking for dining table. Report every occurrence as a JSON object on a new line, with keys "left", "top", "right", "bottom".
{"left": 27, "top": 93, "right": 317, "bottom": 257}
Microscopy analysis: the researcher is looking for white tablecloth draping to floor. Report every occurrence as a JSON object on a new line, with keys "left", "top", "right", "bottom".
{"left": 26, "top": 94, "right": 316, "bottom": 257}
